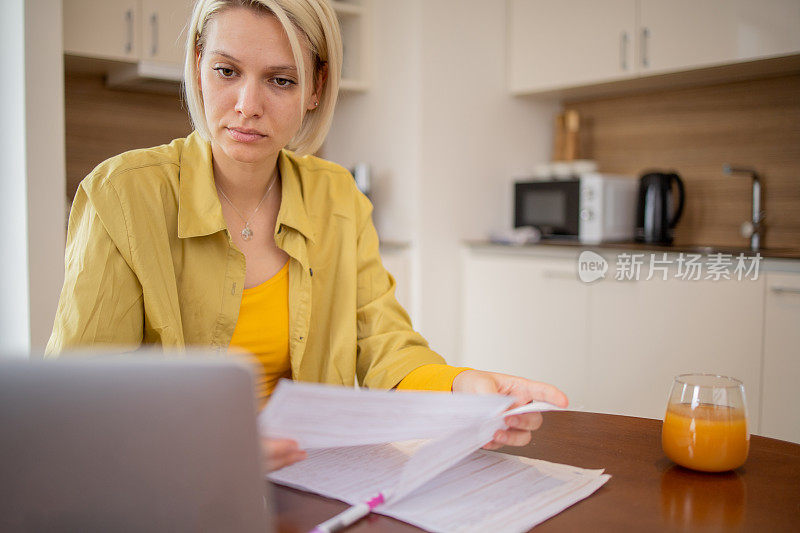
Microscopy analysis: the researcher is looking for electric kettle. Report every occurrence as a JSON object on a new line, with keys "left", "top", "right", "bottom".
{"left": 635, "top": 171, "right": 685, "bottom": 245}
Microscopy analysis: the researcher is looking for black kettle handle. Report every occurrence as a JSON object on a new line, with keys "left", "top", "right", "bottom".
{"left": 669, "top": 173, "right": 685, "bottom": 228}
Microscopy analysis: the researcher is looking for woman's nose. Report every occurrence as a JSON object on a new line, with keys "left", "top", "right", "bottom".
{"left": 234, "top": 81, "right": 264, "bottom": 118}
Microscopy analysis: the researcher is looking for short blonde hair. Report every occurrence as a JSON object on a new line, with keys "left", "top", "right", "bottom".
{"left": 183, "top": 0, "right": 342, "bottom": 155}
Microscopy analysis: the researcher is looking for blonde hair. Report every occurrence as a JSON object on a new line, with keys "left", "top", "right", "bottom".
{"left": 183, "top": 0, "right": 342, "bottom": 155}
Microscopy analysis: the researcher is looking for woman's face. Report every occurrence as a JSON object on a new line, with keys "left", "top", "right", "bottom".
{"left": 198, "top": 7, "right": 319, "bottom": 167}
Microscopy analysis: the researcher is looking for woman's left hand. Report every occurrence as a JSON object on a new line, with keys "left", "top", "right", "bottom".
{"left": 452, "top": 370, "right": 568, "bottom": 450}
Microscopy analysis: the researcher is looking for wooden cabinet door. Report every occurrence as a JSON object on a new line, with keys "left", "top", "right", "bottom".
{"left": 508, "top": 0, "right": 637, "bottom": 93}
{"left": 587, "top": 270, "right": 764, "bottom": 430}
{"left": 141, "top": 0, "right": 194, "bottom": 65}
{"left": 638, "top": 0, "right": 800, "bottom": 76}
{"left": 461, "top": 251, "right": 590, "bottom": 408}
{"left": 63, "top": 0, "right": 140, "bottom": 61}
{"left": 760, "top": 272, "right": 800, "bottom": 443}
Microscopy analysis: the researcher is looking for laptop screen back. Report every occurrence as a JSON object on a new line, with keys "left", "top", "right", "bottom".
{"left": 0, "top": 357, "right": 271, "bottom": 533}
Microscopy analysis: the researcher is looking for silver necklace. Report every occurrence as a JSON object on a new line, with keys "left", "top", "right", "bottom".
{"left": 216, "top": 172, "right": 278, "bottom": 241}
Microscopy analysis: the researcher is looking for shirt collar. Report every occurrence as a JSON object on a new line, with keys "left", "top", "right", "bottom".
{"left": 275, "top": 149, "right": 316, "bottom": 244}
{"left": 177, "top": 132, "right": 315, "bottom": 244}
{"left": 177, "top": 131, "right": 226, "bottom": 239}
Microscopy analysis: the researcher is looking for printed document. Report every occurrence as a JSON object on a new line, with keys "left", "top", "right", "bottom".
{"left": 260, "top": 380, "right": 609, "bottom": 532}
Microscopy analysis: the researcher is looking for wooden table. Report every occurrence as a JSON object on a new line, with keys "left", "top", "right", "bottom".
{"left": 273, "top": 411, "right": 800, "bottom": 532}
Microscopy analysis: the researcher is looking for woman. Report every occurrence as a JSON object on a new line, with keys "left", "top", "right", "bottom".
{"left": 47, "top": 0, "right": 567, "bottom": 471}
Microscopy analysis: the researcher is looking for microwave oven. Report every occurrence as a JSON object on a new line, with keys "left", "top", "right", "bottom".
{"left": 514, "top": 173, "right": 638, "bottom": 244}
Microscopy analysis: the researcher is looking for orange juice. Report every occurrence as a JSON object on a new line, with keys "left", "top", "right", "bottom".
{"left": 662, "top": 403, "right": 749, "bottom": 472}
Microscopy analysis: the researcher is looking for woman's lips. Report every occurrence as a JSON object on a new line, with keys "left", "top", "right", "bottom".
{"left": 227, "top": 127, "right": 266, "bottom": 143}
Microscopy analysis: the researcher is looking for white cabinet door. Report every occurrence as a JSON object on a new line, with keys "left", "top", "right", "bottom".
{"left": 141, "top": 0, "right": 194, "bottom": 65}
{"left": 760, "top": 272, "right": 800, "bottom": 443}
{"left": 461, "top": 251, "right": 590, "bottom": 408}
{"left": 588, "top": 272, "right": 764, "bottom": 429}
{"left": 64, "top": 0, "right": 140, "bottom": 61}
{"left": 508, "top": 0, "right": 637, "bottom": 93}
{"left": 638, "top": 0, "right": 800, "bottom": 76}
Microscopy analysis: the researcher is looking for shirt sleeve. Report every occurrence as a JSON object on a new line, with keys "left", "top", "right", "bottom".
{"left": 45, "top": 183, "right": 144, "bottom": 356}
{"left": 353, "top": 192, "right": 450, "bottom": 389}
{"left": 396, "top": 364, "right": 471, "bottom": 392}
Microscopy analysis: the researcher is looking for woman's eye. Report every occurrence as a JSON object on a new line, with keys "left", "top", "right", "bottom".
{"left": 272, "top": 77, "right": 296, "bottom": 88}
{"left": 213, "top": 67, "right": 236, "bottom": 78}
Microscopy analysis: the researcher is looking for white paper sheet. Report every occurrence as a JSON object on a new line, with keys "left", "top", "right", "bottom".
{"left": 389, "top": 402, "right": 567, "bottom": 502}
{"left": 258, "top": 380, "right": 563, "bottom": 450}
{"left": 269, "top": 442, "right": 610, "bottom": 533}
{"left": 262, "top": 380, "right": 602, "bottom": 532}
{"left": 259, "top": 379, "right": 514, "bottom": 449}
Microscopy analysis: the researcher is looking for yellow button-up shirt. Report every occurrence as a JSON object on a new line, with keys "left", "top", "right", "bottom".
{"left": 46, "top": 132, "right": 447, "bottom": 389}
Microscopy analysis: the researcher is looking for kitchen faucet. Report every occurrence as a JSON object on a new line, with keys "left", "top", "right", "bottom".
{"left": 723, "top": 165, "right": 764, "bottom": 251}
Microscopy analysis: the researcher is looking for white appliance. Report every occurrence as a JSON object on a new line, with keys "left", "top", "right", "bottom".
{"left": 514, "top": 172, "right": 638, "bottom": 244}
{"left": 578, "top": 173, "right": 639, "bottom": 244}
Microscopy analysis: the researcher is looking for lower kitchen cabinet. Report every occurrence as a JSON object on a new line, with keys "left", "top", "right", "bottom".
{"left": 460, "top": 250, "right": 590, "bottom": 409}
{"left": 760, "top": 272, "right": 800, "bottom": 443}
{"left": 460, "top": 246, "right": 796, "bottom": 439}
{"left": 588, "top": 271, "right": 764, "bottom": 430}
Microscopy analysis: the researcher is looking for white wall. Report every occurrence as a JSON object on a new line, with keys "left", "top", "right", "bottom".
{"left": 0, "top": 0, "right": 31, "bottom": 354}
{"left": 324, "top": 0, "right": 424, "bottom": 321}
{"left": 325, "top": 0, "right": 558, "bottom": 364}
{"left": 416, "top": 0, "right": 557, "bottom": 361}
{"left": 324, "top": 0, "right": 422, "bottom": 245}
{"left": 0, "top": 0, "right": 66, "bottom": 355}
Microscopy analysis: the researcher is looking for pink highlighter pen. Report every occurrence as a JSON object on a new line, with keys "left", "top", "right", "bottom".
{"left": 309, "top": 491, "right": 388, "bottom": 533}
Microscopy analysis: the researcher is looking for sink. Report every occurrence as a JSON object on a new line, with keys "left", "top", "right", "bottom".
{"left": 677, "top": 246, "right": 797, "bottom": 257}
{"left": 680, "top": 246, "right": 759, "bottom": 255}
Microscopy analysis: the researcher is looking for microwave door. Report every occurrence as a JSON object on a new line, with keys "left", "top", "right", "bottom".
{"left": 514, "top": 181, "right": 579, "bottom": 238}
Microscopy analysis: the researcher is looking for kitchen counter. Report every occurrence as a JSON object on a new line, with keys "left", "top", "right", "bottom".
{"left": 464, "top": 240, "right": 800, "bottom": 272}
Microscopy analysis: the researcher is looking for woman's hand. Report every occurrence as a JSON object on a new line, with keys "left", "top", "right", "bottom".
{"left": 261, "top": 438, "right": 307, "bottom": 472}
{"left": 452, "top": 370, "right": 568, "bottom": 450}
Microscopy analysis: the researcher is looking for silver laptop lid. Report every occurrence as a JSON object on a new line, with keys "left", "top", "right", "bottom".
{"left": 0, "top": 356, "right": 271, "bottom": 533}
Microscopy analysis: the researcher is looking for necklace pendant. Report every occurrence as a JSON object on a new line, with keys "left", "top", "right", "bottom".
{"left": 241, "top": 225, "right": 254, "bottom": 241}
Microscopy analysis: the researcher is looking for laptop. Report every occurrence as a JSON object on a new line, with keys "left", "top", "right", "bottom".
{"left": 0, "top": 355, "right": 272, "bottom": 532}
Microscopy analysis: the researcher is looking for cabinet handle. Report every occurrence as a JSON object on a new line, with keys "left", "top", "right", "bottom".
{"left": 771, "top": 286, "right": 800, "bottom": 295}
{"left": 150, "top": 13, "right": 158, "bottom": 57}
{"left": 125, "top": 9, "right": 133, "bottom": 55}
{"left": 641, "top": 27, "right": 650, "bottom": 68}
{"left": 620, "top": 31, "right": 629, "bottom": 70}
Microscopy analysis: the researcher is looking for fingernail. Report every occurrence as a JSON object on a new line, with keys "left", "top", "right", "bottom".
{"left": 506, "top": 416, "right": 517, "bottom": 426}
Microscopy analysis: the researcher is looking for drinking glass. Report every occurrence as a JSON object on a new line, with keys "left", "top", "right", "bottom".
{"left": 662, "top": 374, "right": 749, "bottom": 472}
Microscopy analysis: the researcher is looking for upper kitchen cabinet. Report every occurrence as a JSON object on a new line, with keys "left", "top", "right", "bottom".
{"left": 509, "top": 0, "right": 800, "bottom": 95}
{"left": 639, "top": 0, "right": 800, "bottom": 76}
{"left": 508, "top": 0, "right": 637, "bottom": 94}
{"left": 63, "top": 0, "right": 142, "bottom": 62}
{"left": 63, "top": 0, "right": 370, "bottom": 92}
{"left": 140, "top": 0, "right": 194, "bottom": 66}
{"left": 64, "top": 0, "right": 192, "bottom": 64}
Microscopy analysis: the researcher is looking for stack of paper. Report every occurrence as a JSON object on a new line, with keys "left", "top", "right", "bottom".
{"left": 260, "top": 381, "right": 609, "bottom": 532}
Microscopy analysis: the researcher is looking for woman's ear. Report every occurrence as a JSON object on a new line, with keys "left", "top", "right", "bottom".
{"left": 307, "top": 62, "right": 328, "bottom": 111}
{"left": 315, "top": 62, "right": 329, "bottom": 96}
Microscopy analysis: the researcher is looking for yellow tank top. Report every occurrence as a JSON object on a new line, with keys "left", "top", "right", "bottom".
{"left": 229, "top": 261, "right": 291, "bottom": 405}
{"left": 229, "top": 260, "right": 468, "bottom": 407}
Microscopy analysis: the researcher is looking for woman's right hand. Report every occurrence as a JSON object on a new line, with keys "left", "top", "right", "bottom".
{"left": 261, "top": 438, "right": 307, "bottom": 472}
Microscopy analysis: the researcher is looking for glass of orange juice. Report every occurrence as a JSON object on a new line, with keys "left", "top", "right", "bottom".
{"left": 662, "top": 374, "right": 749, "bottom": 472}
